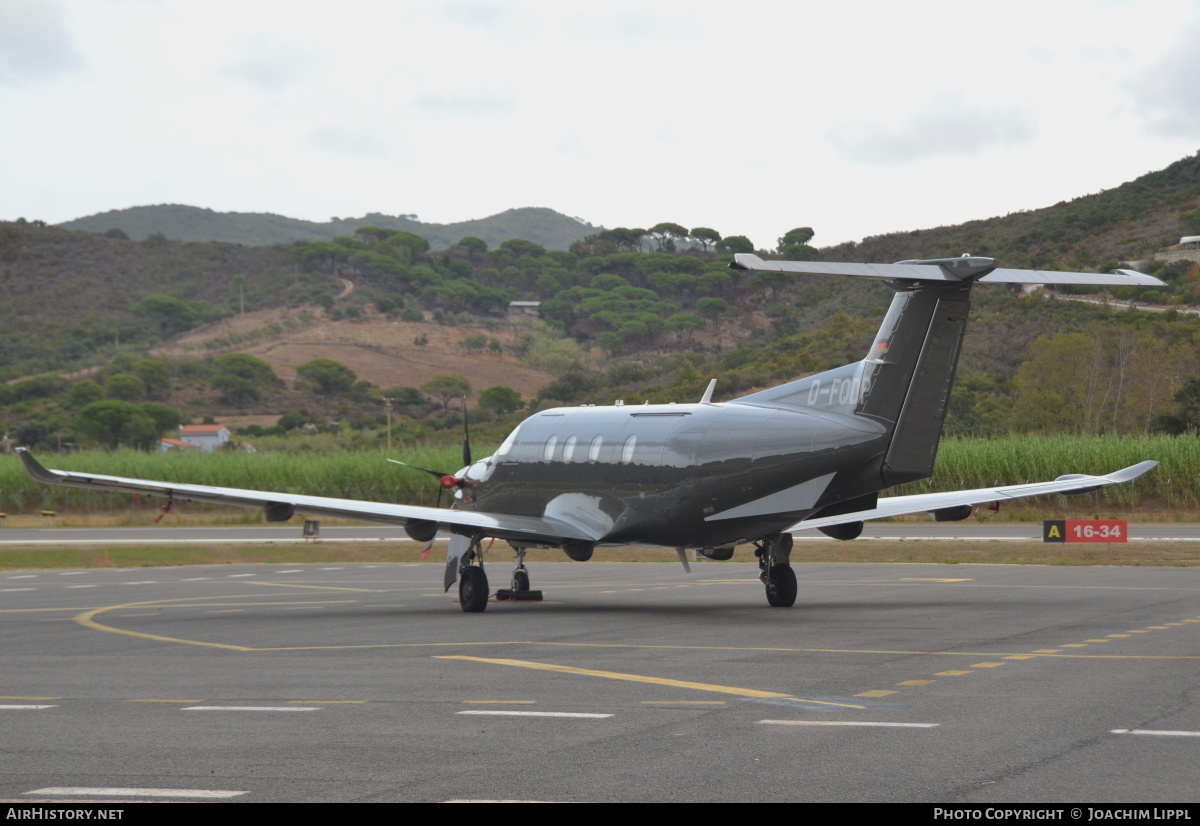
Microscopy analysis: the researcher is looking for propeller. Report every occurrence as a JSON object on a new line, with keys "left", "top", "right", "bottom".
{"left": 387, "top": 395, "right": 478, "bottom": 507}
{"left": 389, "top": 397, "right": 476, "bottom": 561}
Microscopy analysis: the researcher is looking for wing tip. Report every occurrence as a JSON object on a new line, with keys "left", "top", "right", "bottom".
{"left": 15, "top": 447, "right": 61, "bottom": 484}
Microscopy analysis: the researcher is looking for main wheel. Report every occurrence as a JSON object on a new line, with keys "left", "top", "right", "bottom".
{"left": 459, "top": 566, "right": 489, "bottom": 613}
{"left": 512, "top": 570, "right": 530, "bottom": 592}
{"left": 765, "top": 564, "right": 797, "bottom": 608}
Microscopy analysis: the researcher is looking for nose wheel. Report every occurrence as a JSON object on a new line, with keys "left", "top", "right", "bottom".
{"left": 494, "top": 545, "right": 543, "bottom": 602}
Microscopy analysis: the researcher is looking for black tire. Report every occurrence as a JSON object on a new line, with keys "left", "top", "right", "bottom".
{"left": 459, "top": 566, "right": 489, "bottom": 613}
{"left": 765, "top": 564, "right": 797, "bottom": 608}
{"left": 512, "top": 570, "right": 530, "bottom": 592}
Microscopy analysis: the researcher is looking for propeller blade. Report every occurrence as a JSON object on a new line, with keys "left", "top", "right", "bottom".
{"left": 387, "top": 458, "right": 449, "bottom": 480}
{"left": 461, "top": 395, "right": 472, "bottom": 467}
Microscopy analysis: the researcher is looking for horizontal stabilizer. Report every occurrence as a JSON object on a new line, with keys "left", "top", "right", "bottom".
{"left": 788, "top": 461, "right": 1158, "bottom": 533}
{"left": 732, "top": 254, "right": 1166, "bottom": 288}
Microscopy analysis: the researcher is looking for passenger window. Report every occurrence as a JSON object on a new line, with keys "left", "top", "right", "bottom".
{"left": 588, "top": 435, "right": 603, "bottom": 462}
{"left": 621, "top": 435, "right": 637, "bottom": 464}
{"left": 563, "top": 435, "right": 577, "bottom": 462}
{"left": 543, "top": 435, "right": 558, "bottom": 462}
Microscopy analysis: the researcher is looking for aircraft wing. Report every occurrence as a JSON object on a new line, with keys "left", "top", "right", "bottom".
{"left": 789, "top": 461, "right": 1158, "bottom": 533}
{"left": 15, "top": 449, "right": 598, "bottom": 544}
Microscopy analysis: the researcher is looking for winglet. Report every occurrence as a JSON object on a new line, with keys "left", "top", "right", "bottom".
{"left": 1104, "top": 460, "right": 1159, "bottom": 483}
{"left": 15, "top": 447, "right": 62, "bottom": 484}
{"left": 699, "top": 378, "right": 717, "bottom": 404}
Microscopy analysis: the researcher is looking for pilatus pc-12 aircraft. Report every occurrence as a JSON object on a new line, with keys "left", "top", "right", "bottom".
{"left": 19, "top": 254, "right": 1164, "bottom": 611}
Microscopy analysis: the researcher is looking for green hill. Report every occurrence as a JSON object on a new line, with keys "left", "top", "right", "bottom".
{"left": 58, "top": 205, "right": 598, "bottom": 251}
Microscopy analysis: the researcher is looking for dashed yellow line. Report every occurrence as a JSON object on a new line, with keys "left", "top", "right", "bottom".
{"left": 128, "top": 699, "right": 202, "bottom": 703}
{"left": 970, "top": 662, "right": 1004, "bottom": 668}
{"left": 461, "top": 700, "right": 537, "bottom": 705}
{"left": 897, "top": 680, "right": 935, "bottom": 686}
{"left": 936, "top": 670, "right": 972, "bottom": 676}
{"left": 855, "top": 690, "right": 896, "bottom": 698}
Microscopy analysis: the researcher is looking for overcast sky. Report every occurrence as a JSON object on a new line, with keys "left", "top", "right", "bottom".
{"left": 2, "top": 0, "right": 1198, "bottom": 251}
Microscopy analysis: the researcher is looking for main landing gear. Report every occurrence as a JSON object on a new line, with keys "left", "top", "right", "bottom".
{"left": 755, "top": 533, "right": 797, "bottom": 608}
{"left": 447, "top": 534, "right": 490, "bottom": 613}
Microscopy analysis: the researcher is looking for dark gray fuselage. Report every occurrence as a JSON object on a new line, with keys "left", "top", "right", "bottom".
{"left": 461, "top": 401, "right": 888, "bottom": 548}
{"left": 459, "top": 277, "right": 973, "bottom": 550}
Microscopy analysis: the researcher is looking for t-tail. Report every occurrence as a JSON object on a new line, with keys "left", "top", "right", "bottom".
{"left": 727, "top": 254, "right": 1166, "bottom": 487}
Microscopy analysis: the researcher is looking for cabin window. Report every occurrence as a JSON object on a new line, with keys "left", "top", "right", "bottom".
{"left": 588, "top": 435, "right": 603, "bottom": 462}
{"left": 543, "top": 435, "right": 558, "bottom": 462}
{"left": 562, "top": 435, "right": 577, "bottom": 462}
{"left": 621, "top": 435, "right": 637, "bottom": 464}
{"left": 495, "top": 426, "right": 521, "bottom": 457}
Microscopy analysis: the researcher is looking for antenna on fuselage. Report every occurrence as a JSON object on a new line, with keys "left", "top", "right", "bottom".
{"left": 699, "top": 378, "right": 717, "bottom": 404}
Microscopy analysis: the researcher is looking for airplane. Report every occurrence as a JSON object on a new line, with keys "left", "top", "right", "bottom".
{"left": 17, "top": 254, "right": 1165, "bottom": 612}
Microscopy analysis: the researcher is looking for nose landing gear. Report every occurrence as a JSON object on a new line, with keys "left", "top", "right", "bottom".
{"left": 494, "top": 544, "right": 543, "bottom": 603}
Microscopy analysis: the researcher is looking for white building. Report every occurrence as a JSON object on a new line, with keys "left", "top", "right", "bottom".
{"left": 178, "top": 424, "right": 231, "bottom": 452}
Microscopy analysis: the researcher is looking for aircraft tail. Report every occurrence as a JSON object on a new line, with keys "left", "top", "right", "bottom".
{"left": 728, "top": 255, "right": 1165, "bottom": 486}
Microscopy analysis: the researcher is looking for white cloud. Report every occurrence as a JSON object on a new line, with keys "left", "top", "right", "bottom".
{"left": 0, "top": 0, "right": 82, "bottom": 83}
{"left": 412, "top": 89, "right": 517, "bottom": 118}
{"left": 307, "top": 125, "right": 395, "bottom": 159}
{"left": 827, "top": 95, "right": 1039, "bottom": 166}
{"left": 220, "top": 36, "right": 320, "bottom": 93}
{"left": 1128, "top": 18, "right": 1200, "bottom": 139}
{"left": 440, "top": 0, "right": 513, "bottom": 30}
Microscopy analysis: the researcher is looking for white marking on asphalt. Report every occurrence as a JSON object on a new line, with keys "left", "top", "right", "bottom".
{"left": 123, "top": 581, "right": 156, "bottom": 585}
{"left": 758, "top": 720, "right": 939, "bottom": 728}
{"left": 66, "top": 584, "right": 99, "bottom": 589}
{"left": 456, "top": 710, "right": 613, "bottom": 719}
{"left": 445, "top": 800, "right": 562, "bottom": 803}
{"left": 2, "top": 588, "right": 35, "bottom": 592}
{"left": 1112, "top": 728, "right": 1200, "bottom": 738}
{"left": 58, "top": 571, "right": 87, "bottom": 575}
{"left": 227, "top": 573, "right": 256, "bottom": 578}
{"left": 181, "top": 577, "right": 211, "bottom": 581}
{"left": 27, "top": 787, "right": 247, "bottom": 799}
{"left": 320, "top": 567, "right": 344, "bottom": 571}
{"left": 183, "top": 706, "right": 320, "bottom": 712}
{"left": 275, "top": 570, "right": 302, "bottom": 574}
{"left": 8, "top": 575, "right": 37, "bottom": 579}
{"left": 0, "top": 705, "right": 57, "bottom": 710}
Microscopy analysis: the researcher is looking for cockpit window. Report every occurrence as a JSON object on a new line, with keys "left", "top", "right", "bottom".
{"left": 495, "top": 426, "right": 521, "bottom": 457}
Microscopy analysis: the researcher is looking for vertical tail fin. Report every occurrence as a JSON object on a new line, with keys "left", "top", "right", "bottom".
{"left": 727, "top": 254, "right": 1166, "bottom": 487}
